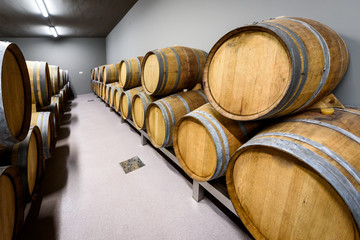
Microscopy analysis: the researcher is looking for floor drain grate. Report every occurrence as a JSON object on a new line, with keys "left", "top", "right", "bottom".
{"left": 119, "top": 156, "right": 145, "bottom": 174}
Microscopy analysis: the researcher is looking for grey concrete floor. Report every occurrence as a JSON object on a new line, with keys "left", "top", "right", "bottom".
{"left": 23, "top": 93, "right": 250, "bottom": 240}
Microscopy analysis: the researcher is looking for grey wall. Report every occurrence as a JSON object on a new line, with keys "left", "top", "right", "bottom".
{"left": 0, "top": 37, "right": 106, "bottom": 95}
{"left": 106, "top": 0, "right": 360, "bottom": 105}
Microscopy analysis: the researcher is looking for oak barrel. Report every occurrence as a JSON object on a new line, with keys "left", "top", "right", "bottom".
{"left": 203, "top": 17, "right": 349, "bottom": 121}
{"left": 62, "top": 82, "right": 70, "bottom": 102}
{"left": 105, "top": 82, "right": 119, "bottom": 104}
{"left": 96, "top": 81, "right": 100, "bottom": 96}
{"left": 94, "top": 81, "right": 99, "bottom": 95}
{"left": 31, "top": 111, "right": 55, "bottom": 159}
{"left": 51, "top": 95, "right": 63, "bottom": 118}
{"left": 103, "top": 63, "right": 119, "bottom": 84}
{"left": 0, "top": 42, "right": 32, "bottom": 148}
{"left": 27, "top": 60, "right": 52, "bottom": 108}
{"left": 59, "top": 69, "right": 66, "bottom": 88}
{"left": 109, "top": 84, "right": 121, "bottom": 108}
{"left": 131, "top": 91, "right": 158, "bottom": 130}
{"left": 65, "top": 70, "right": 69, "bottom": 84}
{"left": 146, "top": 90, "right": 208, "bottom": 148}
{"left": 227, "top": 108, "right": 360, "bottom": 239}
{"left": 92, "top": 80, "right": 95, "bottom": 93}
{"left": 0, "top": 165, "right": 24, "bottom": 240}
{"left": 0, "top": 126, "right": 43, "bottom": 201}
{"left": 174, "top": 103, "right": 260, "bottom": 181}
{"left": 49, "top": 65, "right": 60, "bottom": 95}
{"left": 101, "top": 83, "right": 107, "bottom": 101}
{"left": 97, "top": 65, "right": 105, "bottom": 82}
{"left": 94, "top": 68, "right": 99, "bottom": 81}
{"left": 38, "top": 101, "right": 60, "bottom": 132}
{"left": 105, "top": 84, "right": 109, "bottom": 103}
{"left": 119, "top": 57, "right": 143, "bottom": 89}
{"left": 141, "top": 46, "right": 208, "bottom": 96}
{"left": 120, "top": 86, "right": 143, "bottom": 120}
{"left": 91, "top": 68, "right": 95, "bottom": 80}
{"left": 113, "top": 87, "right": 124, "bottom": 112}
{"left": 97, "top": 83, "right": 102, "bottom": 98}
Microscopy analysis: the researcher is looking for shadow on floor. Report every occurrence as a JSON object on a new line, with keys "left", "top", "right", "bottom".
{"left": 61, "top": 115, "right": 78, "bottom": 126}
{"left": 22, "top": 192, "right": 58, "bottom": 240}
{"left": 21, "top": 97, "right": 76, "bottom": 240}
{"left": 56, "top": 127, "right": 71, "bottom": 141}
{"left": 42, "top": 144, "right": 70, "bottom": 196}
{"left": 61, "top": 113, "right": 72, "bottom": 122}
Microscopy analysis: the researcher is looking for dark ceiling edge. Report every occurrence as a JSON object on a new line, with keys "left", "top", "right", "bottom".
{"left": 105, "top": 0, "right": 138, "bottom": 38}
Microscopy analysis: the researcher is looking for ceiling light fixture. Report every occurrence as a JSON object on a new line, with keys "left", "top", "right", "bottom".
{"left": 35, "top": 0, "right": 49, "bottom": 17}
{"left": 49, "top": 26, "right": 58, "bottom": 37}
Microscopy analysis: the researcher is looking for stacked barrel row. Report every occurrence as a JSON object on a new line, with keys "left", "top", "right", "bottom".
{"left": 91, "top": 17, "right": 358, "bottom": 239}
{"left": 0, "top": 41, "right": 71, "bottom": 240}
{"left": 91, "top": 46, "right": 209, "bottom": 149}
{"left": 26, "top": 59, "right": 70, "bottom": 159}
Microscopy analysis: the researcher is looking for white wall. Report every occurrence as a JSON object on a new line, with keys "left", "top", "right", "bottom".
{"left": 0, "top": 37, "right": 106, "bottom": 96}
{"left": 106, "top": 0, "right": 360, "bottom": 105}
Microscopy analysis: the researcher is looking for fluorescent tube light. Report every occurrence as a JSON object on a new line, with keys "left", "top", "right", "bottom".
{"left": 49, "top": 27, "right": 58, "bottom": 37}
{"left": 35, "top": 0, "right": 49, "bottom": 17}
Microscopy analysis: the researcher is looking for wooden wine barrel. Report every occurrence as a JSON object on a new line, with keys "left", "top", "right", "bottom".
{"left": 38, "top": 102, "right": 60, "bottom": 132}
{"left": 95, "top": 81, "right": 100, "bottom": 96}
{"left": 60, "top": 88, "right": 66, "bottom": 104}
{"left": 141, "top": 46, "right": 208, "bottom": 96}
{"left": 103, "top": 63, "right": 119, "bottom": 84}
{"left": 131, "top": 91, "right": 158, "bottom": 130}
{"left": 105, "top": 83, "right": 119, "bottom": 104}
{"left": 173, "top": 103, "right": 261, "bottom": 181}
{"left": 49, "top": 65, "right": 60, "bottom": 95}
{"left": 108, "top": 86, "right": 116, "bottom": 108}
{"left": 191, "top": 82, "right": 203, "bottom": 91}
{"left": 51, "top": 95, "right": 63, "bottom": 118}
{"left": 93, "top": 81, "right": 97, "bottom": 94}
{"left": 62, "top": 82, "right": 70, "bottom": 102}
{"left": 0, "top": 165, "right": 24, "bottom": 240}
{"left": 65, "top": 70, "right": 69, "bottom": 84}
{"left": 146, "top": 90, "right": 208, "bottom": 148}
{"left": 97, "top": 65, "right": 105, "bottom": 82}
{"left": 94, "top": 67, "right": 98, "bottom": 81}
{"left": 120, "top": 87, "right": 143, "bottom": 120}
{"left": 91, "top": 68, "right": 95, "bottom": 80}
{"left": 113, "top": 87, "right": 124, "bottom": 112}
{"left": 91, "top": 80, "right": 96, "bottom": 93}
{"left": 109, "top": 84, "right": 121, "bottom": 108}
{"left": 31, "top": 111, "right": 55, "bottom": 159}
{"left": 119, "top": 56, "right": 143, "bottom": 89}
{"left": 227, "top": 108, "right": 360, "bottom": 239}
{"left": 105, "top": 84, "right": 110, "bottom": 104}
{"left": 97, "top": 83, "right": 101, "bottom": 97}
{"left": 0, "top": 126, "right": 43, "bottom": 201}
{"left": 204, "top": 17, "right": 349, "bottom": 121}
{"left": 0, "top": 42, "right": 32, "bottom": 148}
{"left": 95, "top": 82, "right": 100, "bottom": 96}
{"left": 99, "top": 82, "right": 104, "bottom": 98}
{"left": 60, "top": 89, "right": 67, "bottom": 109}
{"left": 62, "top": 69, "right": 66, "bottom": 87}
{"left": 59, "top": 69, "right": 65, "bottom": 89}
{"left": 102, "top": 83, "right": 107, "bottom": 101}
{"left": 27, "top": 60, "right": 51, "bottom": 108}
{"left": 99, "top": 83, "right": 104, "bottom": 100}
{"left": 99, "top": 83, "right": 103, "bottom": 99}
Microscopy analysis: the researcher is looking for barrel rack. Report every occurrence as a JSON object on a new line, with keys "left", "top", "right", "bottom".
{"left": 102, "top": 96, "right": 238, "bottom": 217}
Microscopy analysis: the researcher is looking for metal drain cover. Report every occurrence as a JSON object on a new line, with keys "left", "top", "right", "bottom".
{"left": 120, "top": 156, "right": 145, "bottom": 174}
